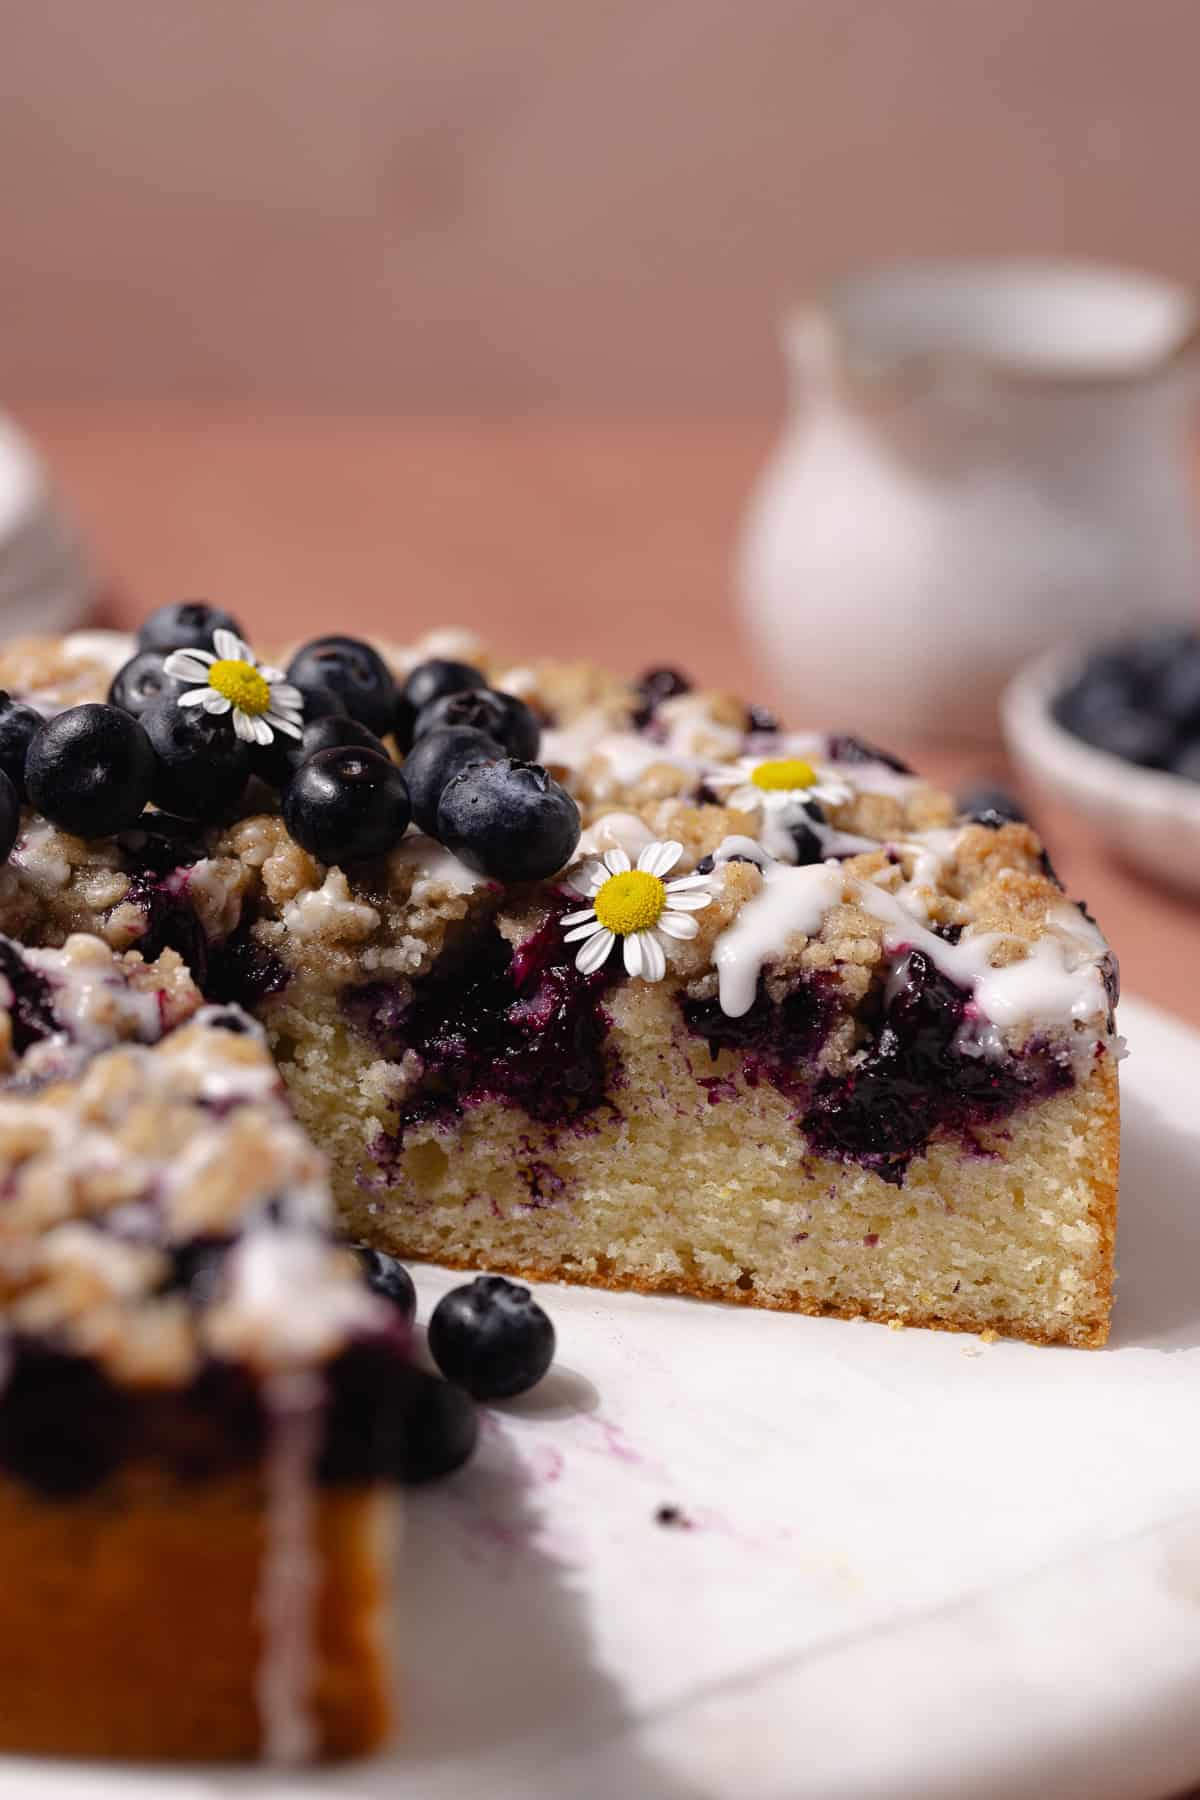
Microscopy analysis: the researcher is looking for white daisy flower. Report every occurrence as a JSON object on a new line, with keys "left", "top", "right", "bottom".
{"left": 706, "top": 754, "right": 853, "bottom": 817}
{"left": 164, "top": 629, "right": 305, "bottom": 746}
{"left": 560, "top": 840, "right": 714, "bottom": 981}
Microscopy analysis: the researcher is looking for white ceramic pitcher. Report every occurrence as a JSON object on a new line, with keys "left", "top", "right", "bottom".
{"left": 737, "top": 260, "right": 1200, "bottom": 740}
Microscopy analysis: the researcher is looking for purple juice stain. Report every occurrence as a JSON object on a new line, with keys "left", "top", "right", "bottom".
{"left": 344, "top": 906, "right": 620, "bottom": 1144}
{"left": 681, "top": 951, "right": 1073, "bottom": 1186}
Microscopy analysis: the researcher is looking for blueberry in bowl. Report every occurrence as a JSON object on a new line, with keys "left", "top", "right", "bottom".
{"left": 1002, "top": 631, "right": 1200, "bottom": 896}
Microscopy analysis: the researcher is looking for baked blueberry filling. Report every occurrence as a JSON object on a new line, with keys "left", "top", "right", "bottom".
{"left": 345, "top": 906, "right": 619, "bottom": 1143}
{"left": 683, "top": 950, "right": 1076, "bottom": 1186}
{"left": 0, "top": 940, "right": 57, "bottom": 1053}
{"left": 0, "top": 1331, "right": 414, "bottom": 1498}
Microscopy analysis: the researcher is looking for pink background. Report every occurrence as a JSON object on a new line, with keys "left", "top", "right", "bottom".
{"left": 3, "top": 0, "right": 1199, "bottom": 409}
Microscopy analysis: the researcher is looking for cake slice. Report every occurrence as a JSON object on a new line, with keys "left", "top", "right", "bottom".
{"left": 0, "top": 933, "right": 410, "bottom": 1761}
{"left": 0, "top": 623, "right": 1120, "bottom": 1362}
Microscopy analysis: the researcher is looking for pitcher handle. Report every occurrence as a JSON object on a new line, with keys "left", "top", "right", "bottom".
{"left": 780, "top": 308, "right": 839, "bottom": 401}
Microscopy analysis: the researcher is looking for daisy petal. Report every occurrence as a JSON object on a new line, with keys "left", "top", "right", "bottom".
{"left": 575, "top": 928, "right": 615, "bottom": 974}
{"left": 663, "top": 890, "right": 712, "bottom": 912}
{"left": 266, "top": 711, "right": 303, "bottom": 739}
{"left": 563, "top": 920, "right": 605, "bottom": 943}
{"left": 657, "top": 911, "right": 699, "bottom": 940}
{"left": 201, "top": 690, "right": 231, "bottom": 713}
{"left": 232, "top": 709, "right": 257, "bottom": 742}
{"left": 638, "top": 840, "right": 682, "bottom": 878}
{"left": 177, "top": 686, "right": 210, "bottom": 707}
{"left": 163, "top": 651, "right": 213, "bottom": 682}
{"left": 623, "top": 932, "right": 644, "bottom": 977}
{"left": 602, "top": 848, "right": 631, "bottom": 876}
{"left": 727, "top": 786, "right": 762, "bottom": 812}
{"left": 259, "top": 666, "right": 289, "bottom": 686}
{"left": 268, "top": 682, "right": 303, "bottom": 709}
{"left": 639, "top": 932, "right": 666, "bottom": 980}
{"left": 665, "top": 873, "right": 713, "bottom": 892}
{"left": 212, "top": 629, "right": 244, "bottom": 662}
{"left": 251, "top": 715, "right": 273, "bottom": 746}
{"left": 560, "top": 907, "right": 600, "bottom": 929}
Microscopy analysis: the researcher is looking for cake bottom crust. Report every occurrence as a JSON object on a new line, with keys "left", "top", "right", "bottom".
{"left": 0, "top": 1466, "right": 395, "bottom": 1761}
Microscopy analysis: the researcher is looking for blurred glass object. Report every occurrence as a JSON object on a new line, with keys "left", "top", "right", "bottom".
{"left": 738, "top": 260, "right": 1200, "bottom": 742}
{"left": 0, "top": 415, "right": 93, "bottom": 639}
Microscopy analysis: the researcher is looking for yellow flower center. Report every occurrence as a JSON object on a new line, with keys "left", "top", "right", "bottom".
{"left": 593, "top": 869, "right": 666, "bottom": 936}
{"left": 750, "top": 757, "right": 817, "bottom": 792}
{"left": 208, "top": 658, "right": 271, "bottom": 715}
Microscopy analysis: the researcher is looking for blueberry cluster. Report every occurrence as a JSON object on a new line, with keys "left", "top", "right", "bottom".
{"left": 351, "top": 1249, "right": 556, "bottom": 1480}
{"left": 4, "top": 602, "right": 581, "bottom": 883}
{"left": 1053, "top": 627, "right": 1200, "bottom": 780}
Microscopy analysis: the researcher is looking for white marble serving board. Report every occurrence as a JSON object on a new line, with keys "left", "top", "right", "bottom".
{"left": 5, "top": 993, "right": 1200, "bottom": 1800}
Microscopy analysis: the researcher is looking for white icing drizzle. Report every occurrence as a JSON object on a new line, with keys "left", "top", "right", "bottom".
{"left": 575, "top": 812, "right": 656, "bottom": 864}
{"left": 282, "top": 869, "right": 381, "bottom": 940}
{"left": 255, "top": 1368, "right": 324, "bottom": 1766}
{"left": 23, "top": 935, "right": 163, "bottom": 1049}
{"left": 715, "top": 862, "right": 848, "bottom": 1017}
{"left": 391, "top": 832, "right": 483, "bottom": 896}
{"left": 713, "top": 851, "right": 1111, "bottom": 1041}
{"left": 60, "top": 629, "right": 137, "bottom": 674}
{"left": 494, "top": 665, "right": 537, "bottom": 698}
{"left": 855, "top": 884, "right": 1109, "bottom": 1035}
{"left": 214, "top": 1229, "right": 381, "bottom": 1365}
{"left": 12, "top": 821, "right": 72, "bottom": 895}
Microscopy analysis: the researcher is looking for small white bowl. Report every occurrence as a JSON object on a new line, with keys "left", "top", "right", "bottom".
{"left": 1001, "top": 642, "right": 1200, "bottom": 896}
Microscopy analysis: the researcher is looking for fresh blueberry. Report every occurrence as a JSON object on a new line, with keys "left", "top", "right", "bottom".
{"left": 0, "top": 692, "right": 44, "bottom": 799}
{"left": 396, "top": 661, "right": 486, "bottom": 752}
{"left": 436, "top": 758, "right": 580, "bottom": 882}
{"left": 1070, "top": 706, "right": 1175, "bottom": 767}
{"left": 1156, "top": 650, "right": 1200, "bottom": 728}
{"left": 0, "top": 770, "right": 19, "bottom": 863}
{"left": 826, "top": 734, "right": 913, "bottom": 774}
{"left": 250, "top": 678, "right": 348, "bottom": 785}
{"left": 788, "top": 819, "right": 825, "bottom": 864}
{"left": 746, "top": 702, "right": 780, "bottom": 734}
{"left": 283, "top": 745, "right": 411, "bottom": 864}
{"left": 26, "top": 704, "right": 156, "bottom": 837}
{"left": 109, "top": 649, "right": 187, "bottom": 722}
{"left": 403, "top": 725, "right": 504, "bottom": 835}
{"left": 391, "top": 1365, "right": 479, "bottom": 1484}
{"left": 136, "top": 600, "right": 245, "bottom": 654}
{"left": 286, "top": 636, "right": 397, "bottom": 738}
{"left": 1170, "top": 740, "right": 1200, "bottom": 782}
{"left": 1128, "top": 626, "right": 1198, "bottom": 684}
{"left": 1052, "top": 673, "right": 1137, "bottom": 737}
{"left": 140, "top": 697, "right": 252, "bottom": 821}
{"left": 264, "top": 711, "right": 390, "bottom": 787}
{"left": 402, "top": 659, "right": 487, "bottom": 717}
{"left": 351, "top": 1245, "right": 417, "bottom": 1322}
{"left": 958, "top": 784, "right": 1026, "bottom": 825}
{"left": 632, "top": 666, "right": 692, "bottom": 727}
{"left": 428, "top": 1274, "right": 556, "bottom": 1401}
{"left": 413, "top": 688, "right": 540, "bottom": 761}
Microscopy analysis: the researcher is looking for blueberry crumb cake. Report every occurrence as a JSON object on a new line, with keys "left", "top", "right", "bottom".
{"left": 0, "top": 603, "right": 1121, "bottom": 1761}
